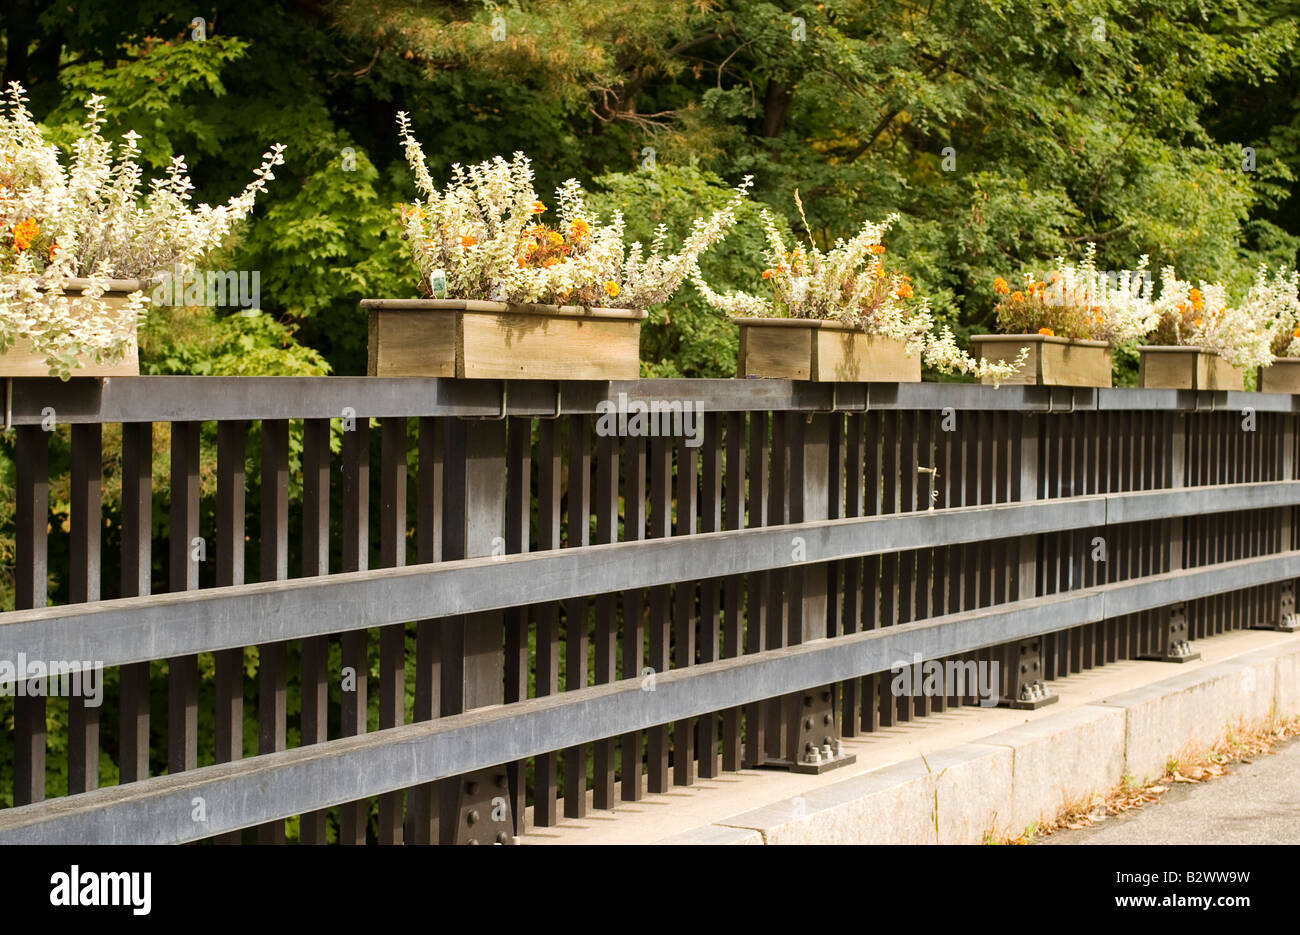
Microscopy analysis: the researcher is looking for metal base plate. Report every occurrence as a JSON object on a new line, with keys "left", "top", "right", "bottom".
{"left": 1001, "top": 693, "right": 1060, "bottom": 711}
{"left": 1251, "top": 620, "right": 1300, "bottom": 633}
{"left": 750, "top": 752, "right": 858, "bottom": 775}
{"left": 1139, "top": 651, "right": 1202, "bottom": 663}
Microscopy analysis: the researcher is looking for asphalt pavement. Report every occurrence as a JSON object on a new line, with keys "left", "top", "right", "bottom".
{"left": 1042, "top": 737, "right": 1300, "bottom": 845}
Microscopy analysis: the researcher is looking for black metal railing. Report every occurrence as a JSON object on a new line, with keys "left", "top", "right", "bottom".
{"left": 0, "top": 377, "right": 1296, "bottom": 843}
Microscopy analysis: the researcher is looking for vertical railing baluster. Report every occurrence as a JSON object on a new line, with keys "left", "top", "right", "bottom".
{"left": 743, "top": 412, "right": 769, "bottom": 763}
{"left": 118, "top": 421, "right": 152, "bottom": 785}
{"left": 168, "top": 421, "right": 201, "bottom": 789}
{"left": 256, "top": 419, "right": 288, "bottom": 844}
{"left": 696, "top": 413, "right": 722, "bottom": 780}
{"left": 214, "top": 420, "right": 246, "bottom": 844}
{"left": 339, "top": 416, "right": 371, "bottom": 844}
{"left": 377, "top": 417, "right": 408, "bottom": 843}
{"left": 721, "top": 413, "right": 745, "bottom": 771}
{"left": 13, "top": 424, "right": 49, "bottom": 805}
{"left": 299, "top": 418, "right": 331, "bottom": 844}
{"left": 534, "top": 419, "right": 561, "bottom": 823}
{"left": 501, "top": 416, "right": 526, "bottom": 832}
{"left": 646, "top": 434, "right": 672, "bottom": 791}
{"left": 564, "top": 415, "right": 592, "bottom": 815}
{"left": 593, "top": 430, "right": 620, "bottom": 804}
{"left": 620, "top": 433, "right": 647, "bottom": 800}
{"left": 68, "top": 422, "right": 102, "bottom": 794}
{"left": 672, "top": 432, "right": 698, "bottom": 787}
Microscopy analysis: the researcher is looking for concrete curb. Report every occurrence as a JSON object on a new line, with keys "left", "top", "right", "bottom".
{"left": 656, "top": 638, "right": 1300, "bottom": 844}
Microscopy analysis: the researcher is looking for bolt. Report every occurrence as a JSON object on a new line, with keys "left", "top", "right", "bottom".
{"left": 804, "top": 718, "right": 813, "bottom": 730}
{"left": 821, "top": 743, "right": 833, "bottom": 760}
{"left": 495, "top": 773, "right": 508, "bottom": 789}
{"left": 496, "top": 831, "right": 510, "bottom": 844}
{"left": 467, "top": 809, "right": 480, "bottom": 826}
{"left": 466, "top": 781, "right": 478, "bottom": 795}
{"left": 823, "top": 713, "right": 833, "bottom": 725}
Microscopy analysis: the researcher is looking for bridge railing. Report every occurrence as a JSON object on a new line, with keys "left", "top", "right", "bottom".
{"left": 0, "top": 377, "right": 1296, "bottom": 843}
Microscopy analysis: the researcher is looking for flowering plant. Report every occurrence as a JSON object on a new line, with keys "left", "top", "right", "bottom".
{"left": 691, "top": 194, "right": 1023, "bottom": 383}
{"left": 0, "top": 82, "right": 285, "bottom": 378}
{"left": 992, "top": 244, "right": 1155, "bottom": 346}
{"left": 1148, "top": 265, "right": 1296, "bottom": 370}
{"left": 396, "top": 113, "right": 749, "bottom": 308}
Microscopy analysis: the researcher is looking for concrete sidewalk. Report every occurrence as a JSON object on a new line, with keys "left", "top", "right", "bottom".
{"left": 522, "top": 628, "right": 1300, "bottom": 844}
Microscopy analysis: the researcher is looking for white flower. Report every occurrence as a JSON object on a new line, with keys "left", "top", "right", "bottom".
{"left": 692, "top": 201, "right": 1025, "bottom": 384}
{"left": 0, "top": 82, "right": 284, "bottom": 378}
{"left": 396, "top": 114, "right": 749, "bottom": 308}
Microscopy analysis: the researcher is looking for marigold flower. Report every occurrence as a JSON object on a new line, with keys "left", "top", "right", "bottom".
{"left": 870, "top": 244, "right": 886, "bottom": 254}
{"left": 895, "top": 283, "right": 914, "bottom": 299}
{"left": 12, "top": 217, "right": 38, "bottom": 251}
{"left": 604, "top": 281, "right": 620, "bottom": 297}
{"left": 460, "top": 235, "right": 477, "bottom": 248}
{"left": 761, "top": 269, "right": 774, "bottom": 280}
{"left": 1038, "top": 327, "right": 1055, "bottom": 336}
{"left": 1011, "top": 291, "right": 1025, "bottom": 302}
{"left": 532, "top": 201, "right": 546, "bottom": 214}
{"left": 568, "top": 219, "right": 590, "bottom": 240}
{"left": 1189, "top": 287, "right": 1204, "bottom": 311}
{"left": 993, "top": 277, "right": 1010, "bottom": 295}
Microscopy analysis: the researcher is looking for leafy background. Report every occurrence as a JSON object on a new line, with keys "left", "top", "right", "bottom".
{"left": 2, "top": 0, "right": 1299, "bottom": 834}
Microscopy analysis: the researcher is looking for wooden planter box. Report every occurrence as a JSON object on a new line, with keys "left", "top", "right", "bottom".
{"left": 1137, "top": 346, "right": 1245, "bottom": 391}
{"left": 1258, "top": 357, "right": 1300, "bottom": 394}
{"left": 0, "top": 278, "right": 145, "bottom": 377}
{"left": 969, "top": 334, "right": 1112, "bottom": 387}
{"left": 735, "top": 318, "right": 921, "bottom": 382}
{"left": 361, "top": 299, "right": 646, "bottom": 380}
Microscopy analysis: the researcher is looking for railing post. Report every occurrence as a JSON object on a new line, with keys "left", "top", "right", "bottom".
{"left": 1255, "top": 413, "right": 1300, "bottom": 631}
{"left": 1001, "top": 412, "right": 1057, "bottom": 708}
{"left": 777, "top": 412, "right": 854, "bottom": 773}
{"left": 438, "top": 416, "right": 516, "bottom": 844}
{"left": 1143, "top": 411, "right": 1201, "bottom": 660}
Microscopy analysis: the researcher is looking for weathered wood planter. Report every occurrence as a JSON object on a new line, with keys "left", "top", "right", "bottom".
{"left": 969, "top": 334, "right": 1112, "bottom": 387}
{"left": 1137, "top": 346, "right": 1245, "bottom": 391}
{"left": 361, "top": 299, "right": 646, "bottom": 380}
{"left": 735, "top": 318, "right": 921, "bottom": 382}
{"left": 0, "top": 278, "right": 146, "bottom": 377}
{"left": 1257, "top": 357, "right": 1300, "bottom": 394}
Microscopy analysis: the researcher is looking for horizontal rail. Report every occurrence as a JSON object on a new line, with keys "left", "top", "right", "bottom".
{"left": 3, "top": 482, "right": 1294, "bottom": 671}
{"left": 2, "top": 548, "right": 1294, "bottom": 845}
{"left": 7, "top": 377, "right": 1297, "bottom": 425}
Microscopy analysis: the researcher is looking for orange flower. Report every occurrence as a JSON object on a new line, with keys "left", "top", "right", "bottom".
{"left": 761, "top": 269, "right": 774, "bottom": 280}
{"left": 894, "top": 283, "right": 914, "bottom": 299}
{"left": 1011, "top": 291, "right": 1025, "bottom": 302}
{"left": 1038, "top": 327, "right": 1055, "bottom": 337}
{"left": 604, "top": 281, "right": 620, "bottom": 298}
{"left": 460, "top": 235, "right": 477, "bottom": 248}
{"left": 568, "top": 219, "right": 590, "bottom": 240}
{"left": 993, "top": 277, "right": 1010, "bottom": 295}
{"left": 531, "top": 201, "right": 547, "bottom": 214}
{"left": 1189, "top": 287, "right": 1204, "bottom": 311}
{"left": 870, "top": 244, "right": 886, "bottom": 254}
{"left": 1192, "top": 318, "right": 1203, "bottom": 328}
{"left": 12, "top": 217, "right": 38, "bottom": 251}
{"left": 1293, "top": 327, "right": 1300, "bottom": 339}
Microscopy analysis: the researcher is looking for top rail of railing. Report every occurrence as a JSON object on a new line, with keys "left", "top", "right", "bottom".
{"left": 3, "top": 376, "right": 1297, "bottom": 425}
